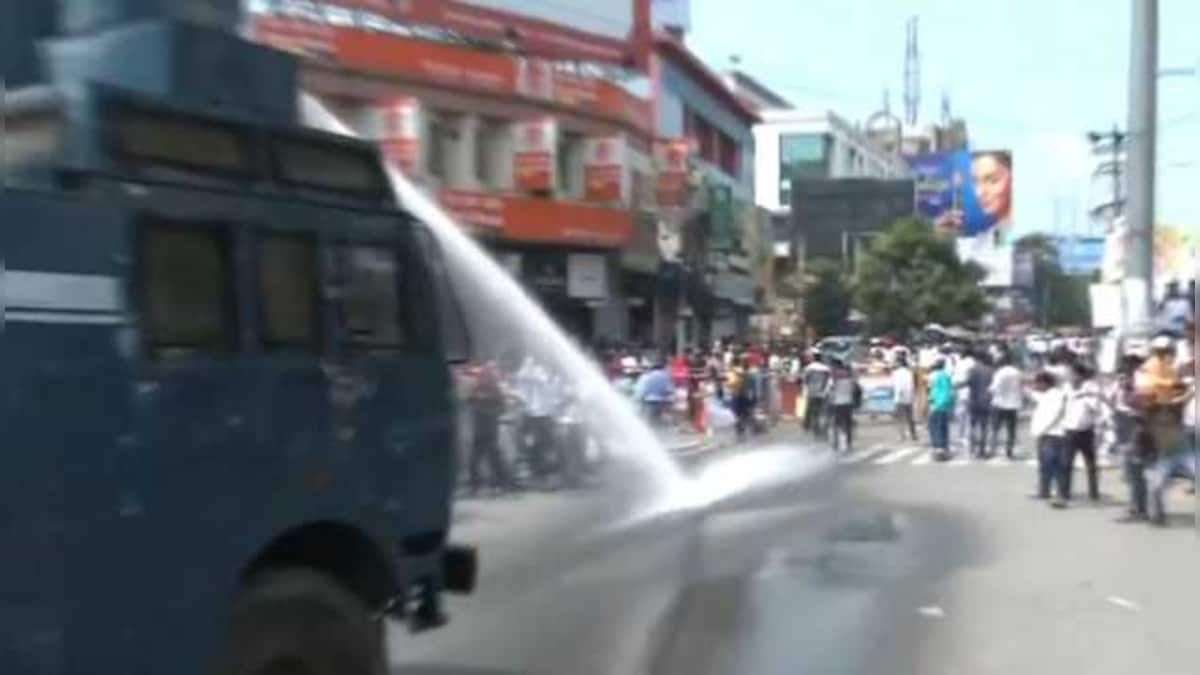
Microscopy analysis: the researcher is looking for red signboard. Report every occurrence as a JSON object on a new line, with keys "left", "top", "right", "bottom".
{"left": 376, "top": 96, "right": 422, "bottom": 175}
{"left": 513, "top": 117, "right": 557, "bottom": 193}
{"left": 654, "top": 139, "right": 692, "bottom": 208}
{"left": 250, "top": 18, "right": 655, "bottom": 136}
{"left": 438, "top": 189, "right": 633, "bottom": 247}
{"left": 584, "top": 136, "right": 626, "bottom": 203}
{"left": 321, "top": 0, "right": 652, "bottom": 69}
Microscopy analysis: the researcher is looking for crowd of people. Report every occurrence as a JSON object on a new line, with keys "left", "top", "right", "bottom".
{"left": 796, "top": 330, "right": 1197, "bottom": 526}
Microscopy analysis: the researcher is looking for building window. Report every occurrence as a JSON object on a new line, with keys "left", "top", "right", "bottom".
{"left": 426, "top": 109, "right": 458, "bottom": 181}
{"left": 779, "top": 132, "right": 830, "bottom": 204}
{"left": 557, "top": 130, "right": 584, "bottom": 198}
{"left": 718, "top": 133, "right": 740, "bottom": 178}
{"left": 475, "top": 117, "right": 506, "bottom": 188}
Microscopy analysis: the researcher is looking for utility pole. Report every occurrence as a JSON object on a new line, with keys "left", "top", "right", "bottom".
{"left": 1124, "top": 0, "right": 1158, "bottom": 335}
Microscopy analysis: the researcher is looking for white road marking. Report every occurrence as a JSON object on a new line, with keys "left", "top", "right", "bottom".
{"left": 845, "top": 448, "right": 892, "bottom": 464}
{"left": 917, "top": 605, "right": 946, "bottom": 618}
{"left": 875, "top": 446, "right": 924, "bottom": 465}
{"left": 1106, "top": 595, "right": 1141, "bottom": 612}
{"left": 912, "top": 452, "right": 935, "bottom": 466}
{"left": 946, "top": 455, "right": 972, "bottom": 466}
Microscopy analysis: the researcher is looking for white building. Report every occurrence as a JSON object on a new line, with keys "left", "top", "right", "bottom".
{"left": 753, "top": 108, "right": 912, "bottom": 216}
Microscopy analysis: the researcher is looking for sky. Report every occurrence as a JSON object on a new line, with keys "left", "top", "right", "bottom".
{"left": 685, "top": 0, "right": 1200, "bottom": 239}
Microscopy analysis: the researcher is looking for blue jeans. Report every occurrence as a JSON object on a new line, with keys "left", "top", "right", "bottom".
{"left": 928, "top": 409, "right": 951, "bottom": 451}
{"left": 1146, "top": 448, "right": 1198, "bottom": 521}
{"left": 1037, "top": 435, "right": 1068, "bottom": 498}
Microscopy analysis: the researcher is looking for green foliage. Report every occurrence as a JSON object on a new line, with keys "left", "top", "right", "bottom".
{"left": 1016, "top": 233, "right": 1091, "bottom": 327}
{"left": 803, "top": 257, "right": 852, "bottom": 337}
{"left": 852, "top": 217, "right": 988, "bottom": 334}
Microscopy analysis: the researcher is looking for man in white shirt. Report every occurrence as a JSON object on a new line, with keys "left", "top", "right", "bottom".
{"left": 952, "top": 349, "right": 977, "bottom": 449}
{"left": 802, "top": 355, "right": 833, "bottom": 436}
{"left": 989, "top": 356, "right": 1024, "bottom": 458}
{"left": 1063, "top": 362, "right": 1103, "bottom": 501}
{"left": 1030, "top": 370, "right": 1070, "bottom": 507}
{"left": 891, "top": 353, "right": 918, "bottom": 441}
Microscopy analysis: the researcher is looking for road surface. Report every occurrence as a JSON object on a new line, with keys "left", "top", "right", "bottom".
{"left": 390, "top": 424, "right": 1200, "bottom": 675}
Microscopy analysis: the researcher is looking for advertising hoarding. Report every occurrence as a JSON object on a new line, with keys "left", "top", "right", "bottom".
{"left": 1055, "top": 237, "right": 1106, "bottom": 275}
{"left": 567, "top": 253, "right": 609, "bottom": 299}
{"left": 653, "top": 139, "right": 691, "bottom": 208}
{"left": 513, "top": 117, "right": 557, "bottom": 193}
{"left": 271, "top": 0, "right": 650, "bottom": 67}
{"left": 911, "top": 149, "right": 1015, "bottom": 286}
{"left": 910, "top": 150, "right": 1013, "bottom": 239}
{"left": 583, "top": 136, "right": 627, "bottom": 203}
{"left": 375, "top": 96, "right": 422, "bottom": 176}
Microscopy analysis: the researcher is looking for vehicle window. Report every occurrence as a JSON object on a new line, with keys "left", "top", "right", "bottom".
{"left": 259, "top": 234, "right": 320, "bottom": 352}
{"left": 140, "top": 224, "right": 234, "bottom": 357}
{"left": 340, "top": 245, "right": 404, "bottom": 352}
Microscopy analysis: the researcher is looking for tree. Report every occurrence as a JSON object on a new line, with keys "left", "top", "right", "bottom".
{"left": 852, "top": 217, "right": 988, "bottom": 335}
{"left": 1015, "top": 234, "right": 1091, "bottom": 328}
{"left": 802, "top": 257, "right": 852, "bottom": 337}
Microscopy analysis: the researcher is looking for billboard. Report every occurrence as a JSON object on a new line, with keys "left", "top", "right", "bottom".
{"left": 1055, "top": 237, "right": 1105, "bottom": 275}
{"left": 911, "top": 149, "right": 1014, "bottom": 286}
{"left": 265, "top": 0, "right": 652, "bottom": 67}
{"left": 910, "top": 149, "right": 1013, "bottom": 240}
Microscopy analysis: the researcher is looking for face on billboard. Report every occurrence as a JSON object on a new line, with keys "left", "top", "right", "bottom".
{"left": 971, "top": 151, "right": 1013, "bottom": 228}
{"left": 910, "top": 150, "right": 1014, "bottom": 240}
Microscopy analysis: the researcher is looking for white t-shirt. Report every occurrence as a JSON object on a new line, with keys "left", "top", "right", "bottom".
{"left": 1063, "top": 381, "right": 1102, "bottom": 432}
{"left": 891, "top": 367, "right": 915, "bottom": 405}
{"left": 989, "top": 365, "right": 1023, "bottom": 411}
{"left": 1031, "top": 387, "right": 1068, "bottom": 438}
{"left": 952, "top": 356, "right": 975, "bottom": 388}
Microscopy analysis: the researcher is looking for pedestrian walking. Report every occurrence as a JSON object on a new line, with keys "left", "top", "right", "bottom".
{"left": 466, "top": 360, "right": 514, "bottom": 494}
{"left": 989, "top": 354, "right": 1023, "bottom": 458}
{"left": 634, "top": 357, "right": 675, "bottom": 427}
{"left": 1030, "top": 370, "right": 1069, "bottom": 508}
{"left": 514, "top": 356, "right": 557, "bottom": 484}
{"left": 952, "top": 347, "right": 977, "bottom": 451}
{"left": 1063, "top": 362, "right": 1103, "bottom": 501}
{"left": 727, "top": 356, "right": 756, "bottom": 440}
{"left": 802, "top": 353, "right": 832, "bottom": 436}
{"left": 927, "top": 359, "right": 956, "bottom": 460}
{"left": 1112, "top": 350, "right": 1151, "bottom": 521}
{"left": 1137, "top": 334, "right": 1194, "bottom": 526}
{"left": 892, "top": 353, "right": 918, "bottom": 441}
{"left": 966, "top": 353, "right": 994, "bottom": 457}
{"left": 828, "top": 358, "right": 859, "bottom": 452}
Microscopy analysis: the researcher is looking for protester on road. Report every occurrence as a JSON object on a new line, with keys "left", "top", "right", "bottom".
{"left": 802, "top": 353, "right": 832, "bottom": 436}
{"left": 966, "top": 352, "right": 994, "bottom": 457}
{"left": 1063, "top": 362, "right": 1103, "bottom": 501}
{"left": 727, "top": 355, "right": 756, "bottom": 440}
{"left": 828, "top": 358, "right": 859, "bottom": 452}
{"left": 952, "top": 347, "right": 977, "bottom": 451}
{"left": 514, "top": 356, "right": 558, "bottom": 483}
{"left": 1030, "top": 370, "right": 1069, "bottom": 508}
{"left": 927, "top": 359, "right": 956, "bottom": 459}
{"left": 989, "top": 353, "right": 1023, "bottom": 459}
{"left": 466, "top": 360, "right": 514, "bottom": 494}
{"left": 892, "top": 352, "right": 918, "bottom": 441}
{"left": 1137, "top": 334, "right": 1194, "bottom": 526}
{"left": 634, "top": 357, "right": 675, "bottom": 427}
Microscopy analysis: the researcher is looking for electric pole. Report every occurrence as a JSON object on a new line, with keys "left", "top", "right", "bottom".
{"left": 1124, "top": 0, "right": 1157, "bottom": 335}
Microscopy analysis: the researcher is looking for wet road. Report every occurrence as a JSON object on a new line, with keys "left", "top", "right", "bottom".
{"left": 389, "top": 427, "right": 1200, "bottom": 675}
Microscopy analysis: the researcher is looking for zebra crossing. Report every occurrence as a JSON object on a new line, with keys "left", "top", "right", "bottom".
{"left": 831, "top": 442, "right": 1120, "bottom": 469}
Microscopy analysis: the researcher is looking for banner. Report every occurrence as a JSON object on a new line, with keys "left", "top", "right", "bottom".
{"left": 653, "top": 139, "right": 690, "bottom": 208}
{"left": 910, "top": 150, "right": 1013, "bottom": 242}
{"left": 1090, "top": 283, "right": 1122, "bottom": 328}
{"left": 375, "top": 96, "right": 422, "bottom": 176}
{"left": 513, "top": 117, "right": 558, "bottom": 193}
{"left": 583, "top": 136, "right": 627, "bottom": 203}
